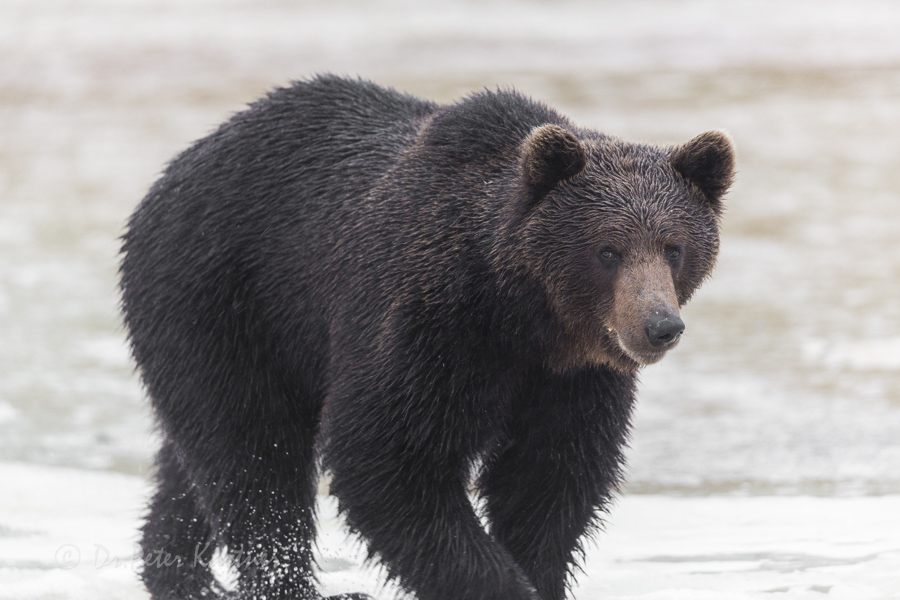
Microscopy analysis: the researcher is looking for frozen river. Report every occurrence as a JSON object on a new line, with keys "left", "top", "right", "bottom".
{"left": 2, "top": 462, "right": 899, "bottom": 599}
{"left": 1, "top": 0, "right": 899, "bottom": 597}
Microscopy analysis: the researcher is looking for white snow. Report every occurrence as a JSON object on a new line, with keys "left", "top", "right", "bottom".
{"left": 805, "top": 337, "right": 900, "bottom": 371}
{"left": 1, "top": 462, "right": 898, "bottom": 600}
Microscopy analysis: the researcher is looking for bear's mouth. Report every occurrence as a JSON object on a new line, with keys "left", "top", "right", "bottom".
{"left": 608, "top": 326, "right": 676, "bottom": 367}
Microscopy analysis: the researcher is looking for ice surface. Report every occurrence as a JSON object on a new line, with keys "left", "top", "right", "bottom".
{"left": 1, "top": 462, "right": 898, "bottom": 599}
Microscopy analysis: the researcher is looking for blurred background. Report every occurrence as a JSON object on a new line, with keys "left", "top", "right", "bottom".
{"left": 1, "top": 0, "right": 899, "bottom": 596}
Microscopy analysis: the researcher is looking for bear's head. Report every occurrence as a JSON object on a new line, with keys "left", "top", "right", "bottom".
{"left": 511, "top": 124, "right": 734, "bottom": 373}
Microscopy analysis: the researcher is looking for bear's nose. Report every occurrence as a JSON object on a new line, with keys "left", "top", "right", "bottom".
{"left": 645, "top": 313, "right": 685, "bottom": 348}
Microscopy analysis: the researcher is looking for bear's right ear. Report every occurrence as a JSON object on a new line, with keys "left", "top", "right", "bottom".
{"left": 670, "top": 130, "right": 736, "bottom": 208}
{"left": 520, "top": 124, "right": 587, "bottom": 198}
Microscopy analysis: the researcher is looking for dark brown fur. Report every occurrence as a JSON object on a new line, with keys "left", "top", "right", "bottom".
{"left": 120, "top": 76, "right": 735, "bottom": 600}
{"left": 511, "top": 132, "right": 732, "bottom": 372}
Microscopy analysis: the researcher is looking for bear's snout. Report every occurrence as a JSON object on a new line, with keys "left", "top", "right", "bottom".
{"left": 608, "top": 255, "right": 684, "bottom": 367}
{"left": 645, "top": 312, "right": 685, "bottom": 348}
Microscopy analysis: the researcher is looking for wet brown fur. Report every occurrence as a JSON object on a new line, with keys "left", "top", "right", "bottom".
{"left": 120, "top": 76, "right": 735, "bottom": 600}
{"left": 510, "top": 130, "right": 733, "bottom": 373}
{"left": 611, "top": 254, "right": 680, "bottom": 367}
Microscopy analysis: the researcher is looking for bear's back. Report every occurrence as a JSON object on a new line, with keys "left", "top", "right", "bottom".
{"left": 120, "top": 77, "right": 438, "bottom": 395}
{"left": 125, "top": 75, "right": 437, "bottom": 275}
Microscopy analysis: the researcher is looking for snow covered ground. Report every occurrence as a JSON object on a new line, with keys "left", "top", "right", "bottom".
{"left": 1, "top": 462, "right": 897, "bottom": 600}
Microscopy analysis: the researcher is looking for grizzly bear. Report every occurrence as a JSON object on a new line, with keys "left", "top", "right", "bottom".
{"left": 120, "top": 75, "right": 734, "bottom": 600}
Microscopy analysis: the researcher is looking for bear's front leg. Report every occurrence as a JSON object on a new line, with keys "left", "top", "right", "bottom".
{"left": 479, "top": 367, "right": 636, "bottom": 600}
{"left": 322, "top": 368, "right": 541, "bottom": 600}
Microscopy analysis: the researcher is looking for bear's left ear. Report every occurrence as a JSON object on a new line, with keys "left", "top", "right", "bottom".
{"left": 521, "top": 124, "right": 587, "bottom": 197}
{"left": 670, "top": 130, "right": 736, "bottom": 208}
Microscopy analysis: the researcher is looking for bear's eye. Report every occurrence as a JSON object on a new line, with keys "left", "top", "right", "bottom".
{"left": 599, "top": 248, "right": 621, "bottom": 265}
{"left": 665, "top": 246, "right": 683, "bottom": 265}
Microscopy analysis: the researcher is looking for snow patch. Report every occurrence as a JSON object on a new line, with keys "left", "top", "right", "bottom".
{"left": 805, "top": 337, "right": 900, "bottom": 370}
{"left": 1, "top": 462, "right": 899, "bottom": 600}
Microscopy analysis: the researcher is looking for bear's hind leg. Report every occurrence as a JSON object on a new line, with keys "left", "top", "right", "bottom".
{"left": 141, "top": 441, "right": 221, "bottom": 600}
{"left": 188, "top": 415, "right": 324, "bottom": 600}
{"left": 217, "top": 485, "right": 319, "bottom": 600}
{"left": 204, "top": 434, "right": 376, "bottom": 600}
